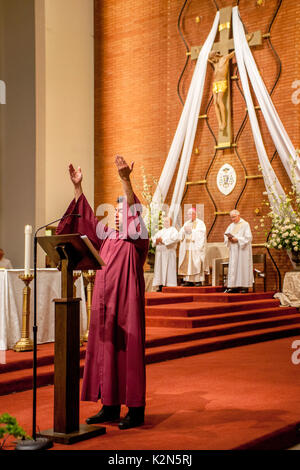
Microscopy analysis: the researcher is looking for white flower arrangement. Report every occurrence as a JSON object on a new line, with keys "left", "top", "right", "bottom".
{"left": 256, "top": 152, "right": 300, "bottom": 254}
{"left": 135, "top": 166, "right": 162, "bottom": 255}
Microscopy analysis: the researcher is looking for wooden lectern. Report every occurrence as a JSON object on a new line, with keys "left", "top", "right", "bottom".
{"left": 37, "top": 234, "right": 105, "bottom": 444}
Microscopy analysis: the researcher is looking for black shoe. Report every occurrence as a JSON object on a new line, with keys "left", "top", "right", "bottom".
{"left": 86, "top": 405, "right": 120, "bottom": 424}
{"left": 224, "top": 288, "right": 237, "bottom": 293}
{"left": 239, "top": 288, "right": 249, "bottom": 293}
{"left": 195, "top": 282, "right": 202, "bottom": 287}
{"left": 118, "top": 407, "right": 145, "bottom": 430}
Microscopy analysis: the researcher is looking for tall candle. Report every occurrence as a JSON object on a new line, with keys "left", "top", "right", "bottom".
{"left": 24, "top": 225, "right": 32, "bottom": 276}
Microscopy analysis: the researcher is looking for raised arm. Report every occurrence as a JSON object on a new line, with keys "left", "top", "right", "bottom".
{"left": 56, "top": 163, "right": 104, "bottom": 251}
{"left": 115, "top": 155, "right": 135, "bottom": 208}
{"left": 69, "top": 163, "right": 83, "bottom": 202}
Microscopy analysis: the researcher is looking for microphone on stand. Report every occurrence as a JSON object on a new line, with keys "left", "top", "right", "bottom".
{"left": 16, "top": 213, "right": 81, "bottom": 451}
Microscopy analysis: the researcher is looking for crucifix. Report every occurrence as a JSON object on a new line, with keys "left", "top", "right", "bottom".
{"left": 190, "top": 6, "right": 262, "bottom": 149}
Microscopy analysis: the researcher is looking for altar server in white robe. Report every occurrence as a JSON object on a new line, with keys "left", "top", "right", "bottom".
{"left": 224, "top": 210, "right": 253, "bottom": 293}
{"left": 152, "top": 217, "right": 179, "bottom": 291}
{"left": 178, "top": 208, "right": 206, "bottom": 286}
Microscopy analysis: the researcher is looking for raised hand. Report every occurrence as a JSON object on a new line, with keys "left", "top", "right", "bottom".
{"left": 115, "top": 155, "right": 134, "bottom": 181}
{"left": 69, "top": 164, "right": 83, "bottom": 186}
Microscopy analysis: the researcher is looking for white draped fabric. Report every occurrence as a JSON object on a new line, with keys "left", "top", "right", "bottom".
{"left": 231, "top": 8, "right": 289, "bottom": 215}
{"left": 232, "top": 7, "right": 300, "bottom": 193}
{"left": 151, "top": 11, "right": 220, "bottom": 224}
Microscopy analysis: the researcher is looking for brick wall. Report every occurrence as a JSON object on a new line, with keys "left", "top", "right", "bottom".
{"left": 94, "top": 0, "right": 300, "bottom": 289}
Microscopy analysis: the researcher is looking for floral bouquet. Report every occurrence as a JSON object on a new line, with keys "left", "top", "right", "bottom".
{"left": 255, "top": 153, "right": 300, "bottom": 262}
{"left": 135, "top": 166, "right": 162, "bottom": 255}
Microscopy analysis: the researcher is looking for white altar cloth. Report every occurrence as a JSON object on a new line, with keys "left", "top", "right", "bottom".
{"left": 0, "top": 269, "right": 87, "bottom": 350}
{"left": 274, "top": 271, "right": 300, "bottom": 308}
{"left": 204, "top": 243, "right": 229, "bottom": 273}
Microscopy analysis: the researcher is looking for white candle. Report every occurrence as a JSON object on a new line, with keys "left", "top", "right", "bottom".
{"left": 24, "top": 225, "right": 32, "bottom": 276}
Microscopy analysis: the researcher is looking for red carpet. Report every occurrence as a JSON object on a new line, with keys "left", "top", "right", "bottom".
{"left": 1, "top": 287, "right": 300, "bottom": 396}
{"left": 0, "top": 337, "right": 300, "bottom": 450}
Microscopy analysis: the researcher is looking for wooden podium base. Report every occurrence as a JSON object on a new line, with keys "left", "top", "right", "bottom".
{"left": 38, "top": 424, "right": 106, "bottom": 445}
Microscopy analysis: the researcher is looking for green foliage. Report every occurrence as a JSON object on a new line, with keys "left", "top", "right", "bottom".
{"left": 0, "top": 413, "right": 30, "bottom": 449}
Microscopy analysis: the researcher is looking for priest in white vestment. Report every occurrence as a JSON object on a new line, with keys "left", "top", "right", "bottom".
{"left": 0, "top": 249, "right": 13, "bottom": 269}
{"left": 178, "top": 208, "right": 206, "bottom": 286}
{"left": 152, "top": 217, "right": 179, "bottom": 291}
{"left": 224, "top": 210, "right": 253, "bottom": 293}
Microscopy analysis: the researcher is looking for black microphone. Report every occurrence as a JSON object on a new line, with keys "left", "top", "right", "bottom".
{"left": 34, "top": 213, "right": 81, "bottom": 238}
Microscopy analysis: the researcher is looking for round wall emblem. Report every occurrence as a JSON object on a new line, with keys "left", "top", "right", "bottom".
{"left": 217, "top": 164, "right": 236, "bottom": 195}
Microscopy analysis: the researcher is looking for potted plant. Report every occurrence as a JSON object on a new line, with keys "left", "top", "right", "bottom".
{"left": 0, "top": 413, "right": 30, "bottom": 450}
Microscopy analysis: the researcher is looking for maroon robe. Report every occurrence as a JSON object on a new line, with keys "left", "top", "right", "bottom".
{"left": 57, "top": 193, "right": 148, "bottom": 406}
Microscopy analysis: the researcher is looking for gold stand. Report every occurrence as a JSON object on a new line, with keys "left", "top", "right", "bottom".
{"left": 82, "top": 270, "right": 96, "bottom": 342}
{"left": 73, "top": 271, "right": 84, "bottom": 346}
{"left": 14, "top": 274, "right": 34, "bottom": 352}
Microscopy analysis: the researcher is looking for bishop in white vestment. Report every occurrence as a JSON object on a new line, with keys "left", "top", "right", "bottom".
{"left": 224, "top": 210, "right": 253, "bottom": 293}
{"left": 152, "top": 217, "right": 179, "bottom": 290}
{"left": 178, "top": 208, "right": 206, "bottom": 286}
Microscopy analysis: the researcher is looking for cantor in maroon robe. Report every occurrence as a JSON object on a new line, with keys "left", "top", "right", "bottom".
{"left": 57, "top": 193, "right": 148, "bottom": 407}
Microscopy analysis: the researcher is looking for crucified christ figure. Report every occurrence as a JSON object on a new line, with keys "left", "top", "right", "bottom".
{"left": 208, "top": 34, "right": 253, "bottom": 132}
{"left": 208, "top": 50, "right": 235, "bottom": 132}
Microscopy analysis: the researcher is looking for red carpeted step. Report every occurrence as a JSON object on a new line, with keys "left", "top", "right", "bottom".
{"left": 146, "top": 311, "right": 300, "bottom": 330}
{"left": 1, "top": 318, "right": 300, "bottom": 396}
{"left": 145, "top": 291, "right": 276, "bottom": 305}
{"left": 145, "top": 311, "right": 300, "bottom": 348}
{"left": 162, "top": 286, "right": 224, "bottom": 293}
{"left": 145, "top": 323, "right": 300, "bottom": 364}
{"left": 0, "top": 345, "right": 86, "bottom": 374}
{"left": 145, "top": 293, "right": 194, "bottom": 306}
{"left": 192, "top": 292, "right": 276, "bottom": 303}
{"left": 147, "top": 307, "right": 299, "bottom": 329}
{"left": 146, "top": 298, "right": 281, "bottom": 318}
{"left": 0, "top": 358, "right": 86, "bottom": 396}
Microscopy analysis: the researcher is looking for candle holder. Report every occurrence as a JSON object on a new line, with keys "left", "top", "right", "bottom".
{"left": 82, "top": 270, "right": 96, "bottom": 342}
{"left": 73, "top": 270, "right": 81, "bottom": 297}
{"left": 13, "top": 274, "right": 34, "bottom": 352}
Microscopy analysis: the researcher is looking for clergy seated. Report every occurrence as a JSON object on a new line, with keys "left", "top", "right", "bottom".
{"left": 178, "top": 208, "right": 206, "bottom": 286}
{"left": 223, "top": 209, "right": 253, "bottom": 293}
{"left": 152, "top": 217, "right": 179, "bottom": 291}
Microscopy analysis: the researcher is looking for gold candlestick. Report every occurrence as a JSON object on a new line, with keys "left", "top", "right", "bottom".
{"left": 73, "top": 271, "right": 81, "bottom": 297}
{"left": 82, "top": 270, "right": 96, "bottom": 342}
{"left": 14, "top": 274, "right": 34, "bottom": 352}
